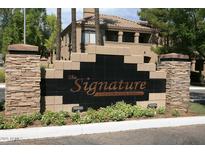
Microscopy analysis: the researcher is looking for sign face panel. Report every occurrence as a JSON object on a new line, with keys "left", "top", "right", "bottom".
{"left": 41, "top": 55, "right": 166, "bottom": 108}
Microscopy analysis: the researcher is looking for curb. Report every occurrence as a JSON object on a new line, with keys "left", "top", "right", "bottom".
{"left": 190, "top": 86, "right": 205, "bottom": 90}
{"left": 191, "top": 99, "right": 205, "bottom": 102}
{"left": 0, "top": 83, "right": 5, "bottom": 88}
{"left": 1, "top": 116, "right": 205, "bottom": 142}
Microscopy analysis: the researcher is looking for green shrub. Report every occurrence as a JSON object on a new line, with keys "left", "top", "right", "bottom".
{"left": 172, "top": 109, "right": 180, "bottom": 117}
{"left": 78, "top": 115, "right": 92, "bottom": 124}
{"left": 157, "top": 107, "right": 166, "bottom": 114}
{"left": 13, "top": 115, "right": 33, "bottom": 128}
{"left": 86, "top": 108, "right": 100, "bottom": 123}
{"left": 113, "top": 101, "right": 133, "bottom": 118}
{"left": 41, "top": 111, "right": 66, "bottom": 126}
{"left": 30, "top": 112, "right": 42, "bottom": 121}
{"left": 0, "top": 69, "right": 5, "bottom": 83}
{"left": 58, "top": 111, "right": 69, "bottom": 118}
{"left": 86, "top": 108, "right": 97, "bottom": 116}
{"left": 0, "top": 115, "right": 16, "bottom": 129}
{"left": 96, "top": 108, "right": 111, "bottom": 122}
{"left": 71, "top": 112, "right": 80, "bottom": 123}
{"left": 132, "top": 105, "right": 145, "bottom": 117}
{"left": 2, "top": 121, "right": 17, "bottom": 129}
{"left": 144, "top": 108, "right": 156, "bottom": 117}
{"left": 109, "top": 110, "right": 127, "bottom": 121}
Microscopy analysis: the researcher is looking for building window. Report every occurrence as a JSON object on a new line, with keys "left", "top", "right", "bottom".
{"left": 82, "top": 30, "right": 96, "bottom": 44}
{"left": 105, "top": 30, "right": 118, "bottom": 42}
{"left": 139, "top": 33, "right": 151, "bottom": 43}
{"left": 123, "top": 32, "right": 135, "bottom": 42}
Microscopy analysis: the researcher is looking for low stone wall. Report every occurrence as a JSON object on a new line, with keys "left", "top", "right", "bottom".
{"left": 158, "top": 61, "right": 191, "bottom": 109}
{"left": 5, "top": 54, "right": 40, "bottom": 116}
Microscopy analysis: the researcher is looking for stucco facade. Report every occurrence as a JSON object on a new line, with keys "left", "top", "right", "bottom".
{"left": 60, "top": 9, "right": 159, "bottom": 63}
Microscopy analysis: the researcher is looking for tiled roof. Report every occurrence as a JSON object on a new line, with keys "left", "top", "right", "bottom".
{"left": 78, "top": 14, "right": 153, "bottom": 31}
{"left": 79, "top": 14, "right": 151, "bottom": 30}
{"left": 62, "top": 14, "right": 155, "bottom": 35}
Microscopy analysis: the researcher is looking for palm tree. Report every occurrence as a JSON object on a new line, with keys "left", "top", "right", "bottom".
{"left": 95, "top": 8, "right": 101, "bottom": 45}
{"left": 56, "top": 8, "right": 61, "bottom": 60}
{"left": 71, "top": 8, "right": 76, "bottom": 53}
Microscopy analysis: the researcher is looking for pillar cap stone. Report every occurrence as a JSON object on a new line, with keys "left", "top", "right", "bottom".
{"left": 8, "top": 44, "right": 38, "bottom": 54}
{"left": 159, "top": 53, "right": 189, "bottom": 61}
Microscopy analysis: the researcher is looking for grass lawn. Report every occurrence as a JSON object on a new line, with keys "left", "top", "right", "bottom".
{"left": 189, "top": 102, "right": 205, "bottom": 115}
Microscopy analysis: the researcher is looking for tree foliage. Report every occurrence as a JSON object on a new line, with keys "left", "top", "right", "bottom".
{"left": 138, "top": 8, "right": 205, "bottom": 57}
{"left": 0, "top": 8, "right": 53, "bottom": 57}
{"left": 44, "top": 14, "right": 57, "bottom": 62}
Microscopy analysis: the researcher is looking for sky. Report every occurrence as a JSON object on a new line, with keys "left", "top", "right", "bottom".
{"left": 46, "top": 8, "right": 140, "bottom": 29}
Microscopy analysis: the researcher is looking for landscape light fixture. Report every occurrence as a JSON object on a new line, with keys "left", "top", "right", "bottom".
{"left": 147, "top": 103, "right": 157, "bottom": 109}
{"left": 72, "top": 106, "right": 84, "bottom": 112}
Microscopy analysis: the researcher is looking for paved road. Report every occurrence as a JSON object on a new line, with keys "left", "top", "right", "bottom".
{"left": 1, "top": 124, "right": 205, "bottom": 145}
{"left": 190, "top": 87, "right": 205, "bottom": 103}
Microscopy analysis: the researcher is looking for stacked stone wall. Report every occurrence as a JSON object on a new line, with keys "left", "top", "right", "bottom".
{"left": 158, "top": 61, "right": 191, "bottom": 109}
{"left": 5, "top": 54, "right": 40, "bottom": 116}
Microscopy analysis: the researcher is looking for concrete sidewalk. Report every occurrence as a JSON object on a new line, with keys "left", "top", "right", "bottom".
{"left": 2, "top": 124, "right": 205, "bottom": 145}
{"left": 1, "top": 116, "right": 205, "bottom": 142}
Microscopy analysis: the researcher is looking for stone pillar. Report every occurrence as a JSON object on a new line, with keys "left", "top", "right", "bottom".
{"left": 5, "top": 44, "right": 41, "bottom": 116}
{"left": 158, "top": 53, "right": 190, "bottom": 111}
{"left": 118, "top": 31, "right": 123, "bottom": 43}
{"left": 134, "top": 32, "right": 139, "bottom": 43}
